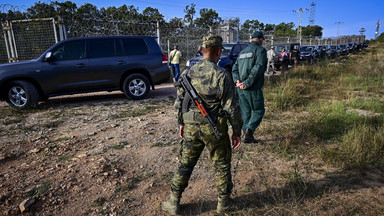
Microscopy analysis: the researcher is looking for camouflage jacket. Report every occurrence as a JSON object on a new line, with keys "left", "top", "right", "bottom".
{"left": 174, "top": 58, "right": 242, "bottom": 137}
{"left": 232, "top": 41, "right": 267, "bottom": 90}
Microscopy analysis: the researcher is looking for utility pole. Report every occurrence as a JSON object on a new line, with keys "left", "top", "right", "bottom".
{"left": 335, "top": 21, "right": 343, "bottom": 37}
{"left": 309, "top": 1, "right": 316, "bottom": 26}
{"left": 375, "top": 20, "right": 381, "bottom": 39}
{"left": 293, "top": 8, "right": 308, "bottom": 45}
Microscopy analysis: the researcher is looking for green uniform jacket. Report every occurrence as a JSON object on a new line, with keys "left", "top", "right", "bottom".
{"left": 232, "top": 41, "right": 267, "bottom": 90}
{"left": 174, "top": 58, "right": 242, "bottom": 137}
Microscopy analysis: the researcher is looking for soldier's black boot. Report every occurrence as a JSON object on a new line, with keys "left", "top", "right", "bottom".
{"left": 243, "top": 128, "right": 258, "bottom": 143}
{"left": 161, "top": 193, "right": 180, "bottom": 215}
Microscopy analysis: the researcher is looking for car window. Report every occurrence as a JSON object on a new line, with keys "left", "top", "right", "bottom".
{"left": 52, "top": 40, "right": 86, "bottom": 61}
{"left": 222, "top": 44, "right": 234, "bottom": 56}
{"left": 232, "top": 44, "right": 241, "bottom": 54}
{"left": 122, "top": 38, "right": 148, "bottom": 55}
{"left": 300, "top": 46, "right": 313, "bottom": 52}
{"left": 88, "top": 39, "right": 115, "bottom": 58}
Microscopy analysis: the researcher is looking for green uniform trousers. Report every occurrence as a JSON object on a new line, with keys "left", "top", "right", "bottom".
{"left": 171, "top": 118, "right": 233, "bottom": 198}
{"left": 238, "top": 88, "right": 265, "bottom": 132}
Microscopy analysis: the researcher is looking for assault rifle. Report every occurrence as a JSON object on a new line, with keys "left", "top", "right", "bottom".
{"left": 174, "top": 73, "right": 222, "bottom": 139}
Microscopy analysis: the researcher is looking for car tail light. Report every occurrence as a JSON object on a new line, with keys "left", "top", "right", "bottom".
{"left": 162, "top": 54, "right": 168, "bottom": 64}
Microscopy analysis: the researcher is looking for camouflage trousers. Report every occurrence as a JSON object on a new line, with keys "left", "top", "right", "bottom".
{"left": 170, "top": 118, "right": 233, "bottom": 198}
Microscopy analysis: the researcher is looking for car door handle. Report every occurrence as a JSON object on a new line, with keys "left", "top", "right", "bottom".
{"left": 117, "top": 61, "right": 125, "bottom": 65}
{"left": 76, "top": 63, "right": 86, "bottom": 68}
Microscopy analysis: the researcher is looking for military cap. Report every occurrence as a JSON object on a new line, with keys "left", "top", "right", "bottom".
{"left": 202, "top": 35, "right": 224, "bottom": 49}
{"left": 252, "top": 31, "right": 265, "bottom": 40}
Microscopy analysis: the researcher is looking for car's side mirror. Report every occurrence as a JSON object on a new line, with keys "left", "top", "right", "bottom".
{"left": 44, "top": 52, "right": 54, "bottom": 62}
{"left": 232, "top": 52, "right": 239, "bottom": 58}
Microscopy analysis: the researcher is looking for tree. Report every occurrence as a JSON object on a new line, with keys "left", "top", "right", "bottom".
{"left": 376, "top": 32, "right": 384, "bottom": 42}
{"left": 142, "top": 7, "right": 164, "bottom": 23}
{"left": 54, "top": 1, "right": 77, "bottom": 18}
{"left": 0, "top": 10, "right": 26, "bottom": 20}
{"left": 225, "top": 17, "right": 240, "bottom": 29}
{"left": 275, "top": 22, "right": 296, "bottom": 36}
{"left": 184, "top": 3, "right": 196, "bottom": 27}
{"left": 76, "top": 3, "right": 100, "bottom": 19}
{"left": 168, "top": 17, "right": 183, "bottom": 27}
{"left": 264, "top": 24, "right": 275, "bottom": 32}
{"left": 241, "top": 19, "right": 264, "bottom": 32}
{"left": 302, "top": 25, "right": 323, "bottom": 37}
{"left": 195, "top": 8, "right": 221, "bottom": 28}
{"left": 26, "top": 2, "right": 56, "bottom": 18}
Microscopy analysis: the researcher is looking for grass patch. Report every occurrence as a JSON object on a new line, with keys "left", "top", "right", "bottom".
{"left": 91, "top": 197, "right": 107, "bottom": 207}
{"left": 262, "top": 43, "right": 384, "bottom": 169}
{"left": 322, "top": 124, "right": 384, "bottom": 168}
{"left": 112, "top": 141, "right": 129, "bottom": 150}
{"left": 266, "top": 78, "right": 314, "bottom": 111}
{"left": 26, "top": 181, "right": 52, "bottom": 198}
{"left": 150, "top": 141, "right": 175, "bottom": 147}
{"left": 2, "top": 118, "right": 24, "bottom": 125}
{"left": 54, "top": 137, "right": 72, "bottom": 142}
{"left": 41, "top": 119, "right": 65, "bottom": 129}
{"left": 57, "top": 154, "right": 74, "bottom": 163}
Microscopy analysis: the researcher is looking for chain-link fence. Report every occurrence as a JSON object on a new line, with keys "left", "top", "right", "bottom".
{"left": 11, "top": 18, "right": 57, "bottom": 61}
{"left": 0, "top": 33, "right": 7, "bottom": 64}
{"left": 0, "top": 15, "right": 367, "bottom": 63}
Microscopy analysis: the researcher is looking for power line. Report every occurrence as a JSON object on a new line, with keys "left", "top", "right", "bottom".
{"left": 293, "top": 8, "right": 308, "bottom": 45}
{"left": 309, "top": 1, "right": 316, "bottom": 25}
{"left": 375, "top": 19, "right": 381, "bottom": 38}
{"left": 335, "top": 21, "right": 343, "bottom": 37}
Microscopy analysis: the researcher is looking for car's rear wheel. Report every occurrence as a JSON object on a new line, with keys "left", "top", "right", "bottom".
{"left": 123, "top": 74, "right": 150, "bottom": 100}
{"left": 6, "top": 80, "right": 39, "bottom": 109}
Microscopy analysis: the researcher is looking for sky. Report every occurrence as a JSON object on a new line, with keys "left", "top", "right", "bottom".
{"left": 9, "top": 0, "right": 384, "bottom": 39}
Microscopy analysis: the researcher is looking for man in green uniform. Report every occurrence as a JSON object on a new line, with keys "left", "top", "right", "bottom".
{"left": 232, "top": 31, "right": 267, "bottom": 143}
{"left": 161, "top": 35, "right": 242, "bottom": 215}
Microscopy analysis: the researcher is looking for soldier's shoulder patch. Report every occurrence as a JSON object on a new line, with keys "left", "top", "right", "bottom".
{"left": 239, "top": 52, "right": 253, "bottom": 59}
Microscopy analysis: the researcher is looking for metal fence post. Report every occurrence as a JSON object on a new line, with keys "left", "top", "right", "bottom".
{"left": 2, "top": 21, "right": 11, "bottom": 62}
{"left": 52, "top": 18, "right": 58, "bottom": 43}
{"left": 157, "top": 21, "right": 161, "bottom": 46}
{"left": 57, "top": 15, "right": 64, "bottom": 41}
{"left": 6, "top": 20, "right": 17, "bottom": 62}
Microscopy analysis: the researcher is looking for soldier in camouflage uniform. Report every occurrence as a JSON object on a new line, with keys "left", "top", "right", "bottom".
{"left": 161, "top": 35, "right": 242, "bottom": 215}
{"left": 232, "top": 31, "right": 267, "bottom": 143}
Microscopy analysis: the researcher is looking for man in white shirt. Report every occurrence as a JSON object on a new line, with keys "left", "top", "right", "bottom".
{"left": 267, "top": 46, "right": 276, "bottom": 74}
{"left": 169, "top": 45, "right": 183, "bottom": 81}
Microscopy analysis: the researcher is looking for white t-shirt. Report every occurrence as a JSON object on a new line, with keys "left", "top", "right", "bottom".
{"left": 267, "top": 49, "right": 275, "bottom": 60}
{"left": 170, "top": 49, "right": 182, "bottom": 64}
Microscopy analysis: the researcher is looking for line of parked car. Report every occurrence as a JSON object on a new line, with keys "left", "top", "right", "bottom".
{"left": 273, "top": 41, "right": 368, "bottom": 69}
{"left": 186, "top": 40, "right": 369, "bottom": 76}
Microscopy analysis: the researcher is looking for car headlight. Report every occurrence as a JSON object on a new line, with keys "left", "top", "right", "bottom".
{"left": 186, "top": 60, "right": 190, "bottom": 67}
